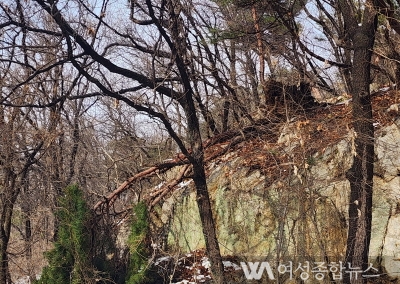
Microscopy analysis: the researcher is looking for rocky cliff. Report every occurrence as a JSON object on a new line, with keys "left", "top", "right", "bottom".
{"left": 153, "top": 98, "right": 400, "bottom": 282}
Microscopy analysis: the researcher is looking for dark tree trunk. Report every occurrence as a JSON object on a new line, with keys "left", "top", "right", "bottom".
{"left": 181, "top": 89, "right": 225, "bottom": 284}
{"left": 340, "top": 1, "right": 377, "bottom": 283}
{"left": 0, "top": 217, "right": 11, "bottom": 284}
{"left": 192, "top": 160, "right": 225, "bottom": 283}
{"left": 158, "top": 1, "right": 225, "bottom": 281}
{"left": 0, "top": 110, "right": 17, "bottom": 284}
{"left": 344, "top": 63, "right": 374, "bottom": 284}
{"left": 0, "top": 172, "right": 17, "bottom": 284}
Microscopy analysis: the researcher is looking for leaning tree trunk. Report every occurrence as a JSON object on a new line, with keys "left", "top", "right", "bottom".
{"left": 191, "top": 158, "right": 225, "bottom": 283}
{"left": 162, "top": 0, "right": 225, "bottom": 281}
{"left": 341, "top": 1, "right": 377, "bottom": 283}
{"left": 181, "top": 94, "right": 225, "bottom": 284}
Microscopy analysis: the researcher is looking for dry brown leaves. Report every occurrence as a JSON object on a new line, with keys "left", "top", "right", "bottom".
{"left": 202, "top": 90, "right": 400, "bottom": 186}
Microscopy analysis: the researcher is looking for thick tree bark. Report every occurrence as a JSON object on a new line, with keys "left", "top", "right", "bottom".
{"left": 0, "top": 107, "right": 16, "bottom": 284}
{"left": 0, "top": 172, "right": 17, "bottom": 284}
{"left": 191, "top": 158, "right": 225, "bottom": 283}
{"left": 181, "top": 88, "right": 225, "bottom": 284}
{"left": 340, "top": 1, "right": 377, "bottom": 283}
{"left": 156, "top": 1, "right": 225, "bottom": 280}
{"left": 344, "top": 59, "right": 374, "bottom": 284}
{"left": 0, "top": 214, "right": 11, "bottom": 284}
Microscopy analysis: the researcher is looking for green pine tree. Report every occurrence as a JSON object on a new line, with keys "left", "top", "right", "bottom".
{"left": 35, "top": 185, "right": 94, "bottom": 284}
{"left": 126, "top": 201, "right": 153, "bottom": 284}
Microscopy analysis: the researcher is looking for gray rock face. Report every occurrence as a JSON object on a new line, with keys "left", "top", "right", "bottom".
{"left": 372, "top": 118, "right": 400, "bottom": 278}
{"left": 161, "top": 119, "right": 400, "bottom": 281}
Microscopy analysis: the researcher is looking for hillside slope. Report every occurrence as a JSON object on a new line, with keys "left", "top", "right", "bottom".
{"left": 146, "top": 90, "right": 400, "bottom": 283}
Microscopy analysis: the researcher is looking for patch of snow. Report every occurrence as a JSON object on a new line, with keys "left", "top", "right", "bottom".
{"left": 223, "top": 260, "right": 242, "bottom": 270}
{"left": 379, "top": 86, "right": 391, "bottom": 92}
{"left": 195, "top": 274, "right": 207, "bottom": 282}
{"left": 201, "top": 257, "right": 211, "bottom": 269}
{"left": 173, "top": 280, "right": 196, "bottom": 284}
{"left": 335, "top": 98, "right": 352, "bottom": 105}
{"left": 14, "top": 276, "right": 31, "bottom": 284}
{"left": 177, "top": 180, "right": 191, "bottom": 189}
{"left": 155, "top": 182, "right": 165, "bottom": 189}
{"left": 154, "top": 256, "right": 172, "bottom": 265}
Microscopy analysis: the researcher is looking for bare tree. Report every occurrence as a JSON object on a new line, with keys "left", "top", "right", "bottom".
{"left": 0, "top": 0, "right": 228, "bottom": 281}
{"left": 255, "top": 1, "right": 378, "bottom": 283}
{"left": 0, "top": 81, "right": 52, "bottom": 283}
{"left": 338, "top": 1, "right": 377, "bottom": 283}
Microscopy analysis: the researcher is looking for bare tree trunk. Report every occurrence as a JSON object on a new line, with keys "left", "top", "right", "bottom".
{"left": 344, "top": 50, "right": 375, "bottom": 283}
{"left": 181, "top": 69, "right": 225, "bottom": 284}
{"left": 245, "top": 51, "right": 261, "bottom": 105}
{"left": 252, "top": 7, "right": 265, "bottom": 88}
{"left": 159, "top": 1, "right": 225, "bottom": 280}
{"left": 0, "top": 220, "right": 11, "bottom": 284}
{"left": 0, "top": 172, "right": 17, "bottom": 284}
{"left": 0, "top": 106, "right": 17, "bottom": 284}
{"left": 340, "top": 1, "right": 377, "bottom": 283}
{"left": 21, "top": 173, "right": 34, "bottom": 280}
{"left": 192, "top": 160, "right": 224, "bottom": 283}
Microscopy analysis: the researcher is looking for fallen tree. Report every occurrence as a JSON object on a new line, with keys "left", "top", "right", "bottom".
{"left": 93, "top": 121, "right": 276, "bottom": 212}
